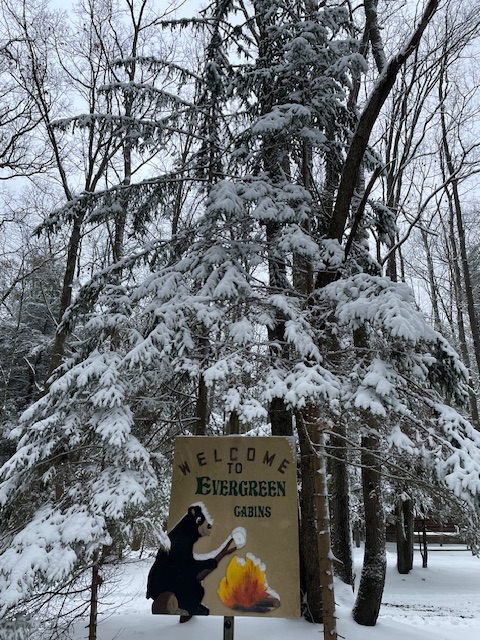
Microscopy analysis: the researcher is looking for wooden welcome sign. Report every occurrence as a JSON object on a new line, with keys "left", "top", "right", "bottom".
{"left": 152, "top": 436, "right": 301, "bottom": 619}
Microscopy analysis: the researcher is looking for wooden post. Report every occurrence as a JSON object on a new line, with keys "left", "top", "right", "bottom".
{"left": 88, "top": 558, "right": 101, "bottom": 640}
{"left": 223, "top": 616, "right": 234, "bottom": 640}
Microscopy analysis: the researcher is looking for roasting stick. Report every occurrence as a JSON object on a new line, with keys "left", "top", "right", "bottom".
{"left": 196, "top": 527, "right": 247, "bottom": 581}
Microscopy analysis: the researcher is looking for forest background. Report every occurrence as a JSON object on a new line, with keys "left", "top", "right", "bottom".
{"left": 1, "top": 0, "right": 480, "bottom": 639}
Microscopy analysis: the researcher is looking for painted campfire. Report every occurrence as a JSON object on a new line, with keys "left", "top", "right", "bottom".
{"left": 217, "top": 553, "right": 280, "bottom": 613}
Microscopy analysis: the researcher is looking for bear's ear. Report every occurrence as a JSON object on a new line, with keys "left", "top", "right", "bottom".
{"left": 189, "top": 506, "right": 204, "bottom": 525}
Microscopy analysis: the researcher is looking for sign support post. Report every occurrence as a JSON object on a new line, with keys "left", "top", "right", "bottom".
{"left": 223, "top": 615, "right": 234, "bottom": 640}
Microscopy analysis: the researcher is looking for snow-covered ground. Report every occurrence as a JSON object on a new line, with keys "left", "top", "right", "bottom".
{"left": 72, "top": 543, "right": 480, "bottom": 640}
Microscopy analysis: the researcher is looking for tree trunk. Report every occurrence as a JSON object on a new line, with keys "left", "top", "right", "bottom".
{"left": 419, "top": 519, "right": 428, "bottom": 568}
{"left": 88, "top": 559, "right": 102, "bottom": 640}
{"left": 296, "top": 411, "right": 337, "bottom": 640}
{"left": 266, "top": 220, "right": 293, "bottom": 438}
{"left": 45, "top": 213, "right": 84, "bottom": 382}
{"left": 328, "top": 417, "right": 355, "bottom": 587}
{"left": 195, "top": 372, "right": 208, "bottom": 436}
{"left": 296, "top": 411, "right": 323, "bottom": 623}
{"left": 227, "top": 409, "right": 240, "bottom": 435}
{"left": 354, "top": 523, "right": 362, "bottom": 548}
{"left": 420, "top": 227, "right": 443, "bottom": 331}
{"left": 269, "top": 396, "right": 293, "bottom": 436}
{"left": 353, "top": 433, "right": 386, "bottom": 626}
{"left": 396, "top": 495, "right": 414, "bottom": 574}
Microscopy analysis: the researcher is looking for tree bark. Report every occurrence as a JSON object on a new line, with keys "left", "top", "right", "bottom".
{"left": 364, "top": 0, "right": 387, "bottom": 73}
{"left": 296, "top": 411, "right": 323, "bottom": 623}
{"left": 353, "top": 432, "right": 386, "bottom": 625}
{"left": 88, "top": 559, "right": 102, "bottom": 640}
{"left": 396, "top": 495, "right": 414, "bottom": 574}
{"left": 227, "top": 409, "right": 240, "bottom": 435}
{"left": 328, "top": 417, "right": 355, "bottom": 587}
{"left": 419, "top": 519, "right": 428, "bottom": 568}
{"left": 195, "top": 372, "right": 208, "bottom": 436}
{"left": 420, "top": 226, "right": 443, "bottom": 331}
{"left": 351, "top": 323, "right": 386, "bottom": 624}
{"left": 45, "top": 213, "right": 84, "bottom": 381}
{"left": 269, "top": 396, "right": 293, "bottom": 436}
{"left": 296, "top": 411, "right": 337, "bottom": 639}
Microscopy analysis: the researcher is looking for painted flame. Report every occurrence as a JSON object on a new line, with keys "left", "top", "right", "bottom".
{"left": 217, "top": 554, "right": 276, "bottom": 610}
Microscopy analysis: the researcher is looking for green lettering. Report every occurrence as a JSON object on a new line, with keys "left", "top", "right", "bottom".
{"left": 195, "top": 477, "right": 286, "bottom": 498}
{"left": 249, "top": 480, "right": 259, "bottom": 496}
{"left": 195, "top": 476, "right": 211, "bottom": 495}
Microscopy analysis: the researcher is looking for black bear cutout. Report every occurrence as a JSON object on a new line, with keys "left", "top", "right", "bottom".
{"left": 146, "top": 503, "right": 218, "bottom": 617}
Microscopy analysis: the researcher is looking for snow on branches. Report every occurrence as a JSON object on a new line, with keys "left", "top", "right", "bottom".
{"left": 0, "top": 505, "right": 107, "bottom": 618}
{"left": 316, "top": 271, "right": 480, "bottom": 508}
{"left": 0, "top": 346, "right": 160, "bottom": 618}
